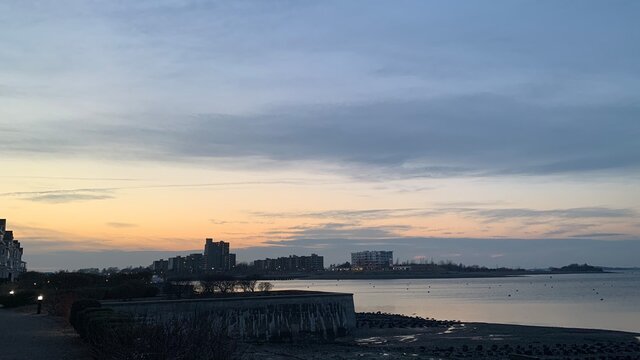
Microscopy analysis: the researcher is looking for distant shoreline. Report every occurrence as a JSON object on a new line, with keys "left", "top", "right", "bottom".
{"left": 279, "top": 269, "right": 612, "bottom": 281}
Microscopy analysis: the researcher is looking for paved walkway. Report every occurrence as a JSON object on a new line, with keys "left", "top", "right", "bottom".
{"left": 0, "top": 308, "right": 91, "bottom": 360}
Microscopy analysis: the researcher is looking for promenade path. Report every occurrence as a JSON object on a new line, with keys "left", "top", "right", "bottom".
{"left": 0, "top": 308, "right": 91, "bottom": 360}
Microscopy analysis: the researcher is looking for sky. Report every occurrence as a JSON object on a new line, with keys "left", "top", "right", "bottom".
{"left": 1, "top": 0, "right": 639, "bottom": 271}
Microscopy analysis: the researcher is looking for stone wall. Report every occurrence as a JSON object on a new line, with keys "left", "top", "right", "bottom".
{"left": 101, "top": 291, "right": 356, "bottom": 342}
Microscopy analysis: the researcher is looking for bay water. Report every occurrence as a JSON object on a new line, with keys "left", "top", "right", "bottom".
{"left": 275, "top": 271, "right": 640, "bottom": 333}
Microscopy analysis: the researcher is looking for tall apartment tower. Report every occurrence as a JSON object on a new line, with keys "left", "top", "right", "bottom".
{"left": 204, "top": 238, "right": 235, "bottom": 272}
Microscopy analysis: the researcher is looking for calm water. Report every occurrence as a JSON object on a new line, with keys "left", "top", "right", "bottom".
{"left": 274, "top": 271, "right": 640, "bottom": 333}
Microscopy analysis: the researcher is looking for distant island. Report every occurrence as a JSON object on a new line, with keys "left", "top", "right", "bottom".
{"left": 549, "top": 263, "right": 604, "bottom": 273}
{"left": 298, "top": 263, "right": 606, "bottom": 280}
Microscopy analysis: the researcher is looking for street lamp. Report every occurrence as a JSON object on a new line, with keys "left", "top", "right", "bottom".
{"left": 37, "top": 295, "right": 44, "bottom": 314}
{"left": 9, "top": 290, "right": 14, "bottom": 295}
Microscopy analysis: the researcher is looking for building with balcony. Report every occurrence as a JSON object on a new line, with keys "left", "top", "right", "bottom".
{"left": 351, "top": 250, "right": 393, "bottom": 271}
{"left": 0, "top": 219, "right": 26, "bottom": 282}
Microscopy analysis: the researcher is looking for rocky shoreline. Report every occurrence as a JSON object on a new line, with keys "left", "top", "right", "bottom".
{"left": 245, "top": 312, "right": 640, "bottom": 360}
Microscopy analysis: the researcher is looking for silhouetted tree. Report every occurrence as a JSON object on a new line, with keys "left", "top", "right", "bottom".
{"left": 257, "top": 282, "right": 273, "bottom": 292}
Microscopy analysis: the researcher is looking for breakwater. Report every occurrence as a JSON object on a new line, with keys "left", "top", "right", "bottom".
{"left": 101, "top": 291, "right": 356, "bottom": 342}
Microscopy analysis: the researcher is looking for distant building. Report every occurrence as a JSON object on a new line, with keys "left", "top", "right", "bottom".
{"left": 228, "top": 253, "right": 236, "bottom": 269}
{"left": 0, "top": 219, "right": 26, "bottom": 282}
{"left": 150, "top": 237, "right": 236, "bottom": 276}
{"left": 204, "top": 238, "right": 235, "bottom": 272}
{"left": 351, "top": 251, "right": 393, "bottom": 271}
{"left": 167, "top": 256, "right": 187, "bottom": 274}
{"left": 253, "top": 254, "right": 324, "bottom": 273}
{"left": 185, "top": 253, "right": 204, "bottom": 275}
{"left": 152, "top": 259, "right": 169, "bottom": 276}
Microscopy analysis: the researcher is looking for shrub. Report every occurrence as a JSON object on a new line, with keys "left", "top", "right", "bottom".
{"left": 69, "top": 299, "right": 102, "bottom": 328}
{"left": 84, "top": 312, "right": 134, "bottom": 347}
{"left": 163, "top": 281, "right": 194, "bottom": 299}
{"left": 0, "top": 290, "right": 36, "bottom": 308}
{"left": 103, "top": 280, "right": 159, "bottom": 300}
{"left": 44, "top": 290, "right": 78, "bottom": 317}
{"left": 48, "top": 271, "right": 102, "bottom": 290}
{"left": 75, "top": 308, "right": 115, "bottom": 337}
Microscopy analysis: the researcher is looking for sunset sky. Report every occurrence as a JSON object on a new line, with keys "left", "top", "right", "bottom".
{"left": 2, "top": 1, "right": 639, "bottom": 270}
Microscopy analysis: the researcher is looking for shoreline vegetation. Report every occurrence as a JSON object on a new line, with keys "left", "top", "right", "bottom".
{"left": 258, "top": 263, "right": 608, "bottom": 281}
{"left": 289, "top": 268, "right": 610, "bottom": 280}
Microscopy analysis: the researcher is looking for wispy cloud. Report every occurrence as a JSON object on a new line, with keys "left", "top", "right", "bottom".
{"left": 452, "top": 207, "right": 636, "bottom": 221}
{"left": 106, "top": 222, "right": 138, "bottom": 228}
{"left": 11, "top": 223, "right": 113, "bottom": 253}
{"left": 250, "top": 206, "right": 636, "bottom": 222}
{"left": 569, "top": 233, "right": 627, "bottom": 238}
{"left": 263, "top": 222, "right": 412, "bottom": 246}
{"left": 0, "top": 180, "right": 326, "bottom": 203}
{"left": 250, "top": 208, "right": 422, "bottom": 220}
{"left": 1, "top": 188, "right": 116, "bottom": 203}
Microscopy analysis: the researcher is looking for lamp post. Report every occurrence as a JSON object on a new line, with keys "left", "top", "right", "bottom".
{"left": 37, "top": 295, "right": 44, "bottom": 314}
{"left": 9, "top": 290, "right": 14, "bottom": 295}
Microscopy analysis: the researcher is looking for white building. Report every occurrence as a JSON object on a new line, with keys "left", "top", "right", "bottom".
{"left": 0, "top": 219, "right": 26, "bottom": 282}
{"left": 351, "top": 250, "right": 393, "bottom": 271}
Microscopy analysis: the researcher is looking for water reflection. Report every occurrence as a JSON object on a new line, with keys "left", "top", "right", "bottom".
{"left": 275, "top": 272, "right": 640, "bottom": 333}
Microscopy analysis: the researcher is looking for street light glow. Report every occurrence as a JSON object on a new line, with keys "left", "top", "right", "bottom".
{"left": 9, "top": 290, "right": 15, "bottom": 295}
{"left": 37, "top": 295, "right": 44, "bottom": 301}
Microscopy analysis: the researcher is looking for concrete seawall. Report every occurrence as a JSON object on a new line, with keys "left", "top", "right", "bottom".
{"left": 102, "top": 292, "right": 356, "bottom": 342}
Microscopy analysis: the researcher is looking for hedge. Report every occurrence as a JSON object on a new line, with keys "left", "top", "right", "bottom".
{"left": 0, "top": 290, "right": 36, "bottom": 308}
{"left": 69, "top": 299, "right": 101, "bottom": 328}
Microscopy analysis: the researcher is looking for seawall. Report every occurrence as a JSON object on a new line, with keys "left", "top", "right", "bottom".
{"left": 101, "top": 291, "right": 356, "bottom": 342}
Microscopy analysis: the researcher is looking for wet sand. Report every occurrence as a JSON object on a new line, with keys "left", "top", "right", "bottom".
{"left": 243, "top": 313, "right": 640, "bottom": 359}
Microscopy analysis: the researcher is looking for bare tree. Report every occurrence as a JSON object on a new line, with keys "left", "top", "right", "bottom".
{"left": 199, "top": 280, "right": 218, "bottom": 295}
{"left": 215, "top": 280, "right": 238, "bottom": 294}
{"left": 257, "top": 282, "right": 274, "bottom": 292}
{"left": 238, "top": 279, "right": 258, "bottom": 292}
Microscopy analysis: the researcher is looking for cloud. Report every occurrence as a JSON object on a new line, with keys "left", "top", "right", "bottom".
{"left": 0, "top": 188, "right": 116, "bottom": 203}
{"left": 569, "top": 233, "right": 627, "bottom": 238}
{"left": 264, "top": 222, "right": 412, "bottom": 244}
{"left": 106, "top": 222, "right": 138, "bottom": 228}
{"left": 2, "top": 97, "right": 640, "bottom": 181}
{"left": 0, "top": 180, "right": 318, "bottom": 203}
{"left": 250, "top": 208, "right": 422, "bottom": 220}
{"left": 19, "top": 237, "right": 110, "bottom": 252}
{"left": 10, "top": 224, "right": 114, "bottom": 253}
{"left": 250, "top": 206, "right": 635, "bottom": 223}
{"left": 0, "top": 176, "right": 139, "bottom": 181}
{"left": 27, "top": 192, "right": 114, "bottom": 203}
{"left": 464, "top": 207, "right": 635, "bottom": 220}
{"left": 1, "top": 0, "right": 639, "bottom": 181}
